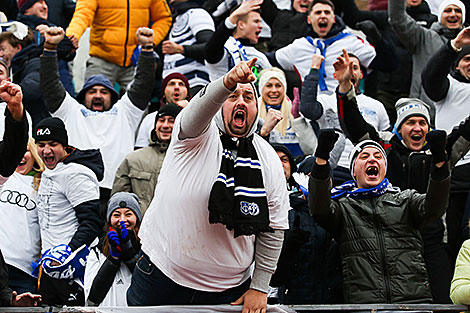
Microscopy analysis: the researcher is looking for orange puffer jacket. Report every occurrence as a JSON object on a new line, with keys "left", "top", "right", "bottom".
{"left": 66, "top": 0, "right": 171, "bottom": 67}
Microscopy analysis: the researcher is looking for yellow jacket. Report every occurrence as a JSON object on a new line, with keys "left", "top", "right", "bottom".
{"left": 66, "top": 0, "right": 171, "bottom": 67}
{"left": 451, "top": 239, "right": 470, "bottom": 305}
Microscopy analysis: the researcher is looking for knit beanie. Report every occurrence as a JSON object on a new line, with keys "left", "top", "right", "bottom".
{"left": 106, "top": 192, "right": 142, "bottom": 223}
{"left": 17, "top": 0, "right": 41, "bottom": 14}
{"left": 438, "top": 0, "right": 466, "bottom": 24}
{"left": 258, "top": 67, "right": 287, "bottom": 96}
{"left": 33, "top": 117, "right": 68, "bottom": 146}
{"left": 150, "top": 103, "right": 183, "bottom": 142}
{"left": 349, "top": 140, "right": 387, "bottom": 179}
{"left": 272, "top": 143, "right": 297, "bottom": 173}
{"left": 161, "top": 73, "right": 191, "bottom": 100}
{"left": 394, "top": 98, "right": 431, "bottom": 131}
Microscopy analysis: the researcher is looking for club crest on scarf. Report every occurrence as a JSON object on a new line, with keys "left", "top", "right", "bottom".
{"left": 209, "top": 133, "right": 273, "bottom": 237}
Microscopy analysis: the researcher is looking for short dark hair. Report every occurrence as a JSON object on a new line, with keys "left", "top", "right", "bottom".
{"left": 229, "top": 4, "right": 261, "bottom": 23}
{"left": 308, "top": 0, "right": 335, "bottom": 14}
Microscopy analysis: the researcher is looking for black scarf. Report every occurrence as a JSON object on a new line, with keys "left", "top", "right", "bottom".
{"left": 208, "top": 133, "right": 273, "bottom": 237}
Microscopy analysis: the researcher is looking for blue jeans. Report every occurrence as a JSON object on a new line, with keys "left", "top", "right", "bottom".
{"left": 127, "top": 251, "right": 251, "bottom": 306}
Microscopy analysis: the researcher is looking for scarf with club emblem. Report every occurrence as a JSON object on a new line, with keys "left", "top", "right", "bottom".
{"left": 208, "top": 132, "right": 273, "bottom": 237}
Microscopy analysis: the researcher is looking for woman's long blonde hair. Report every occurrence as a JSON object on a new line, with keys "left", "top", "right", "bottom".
{"left": 258, "top": 68, "right": 294, "bottom": 136}
{"left": 27, "top": 138, "right": 45, "bottom": 191}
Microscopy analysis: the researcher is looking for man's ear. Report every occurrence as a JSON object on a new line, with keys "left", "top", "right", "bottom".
{"left": 307, "top": 15, "right": 312, "bottom": 25}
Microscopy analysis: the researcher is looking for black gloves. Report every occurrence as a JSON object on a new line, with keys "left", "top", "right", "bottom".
{"left": 315, "top": 129, "right": 339, "bottom": 161}
{"left": 283, "top": 215, "right": 310, "bottom": 256}
{"left": 356, "top": 20, "right": 383, "bottom": 46}
{"left": 426, "top": 130, "right": 448, "bottom": 163}
{"left": 458, "top": 115, "right": 470, "bottom": 141}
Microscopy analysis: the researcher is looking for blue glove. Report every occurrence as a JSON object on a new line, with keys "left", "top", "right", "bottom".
{"left": 107, "top": 229, "right": 122, "bottom": 258}
{"left": 119, "top": 221, "right": 140, "bottom": 261}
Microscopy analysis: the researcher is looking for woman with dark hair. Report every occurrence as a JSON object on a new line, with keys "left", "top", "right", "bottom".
{"left": 84, "top": 192, "right": 142, "bottom": 306}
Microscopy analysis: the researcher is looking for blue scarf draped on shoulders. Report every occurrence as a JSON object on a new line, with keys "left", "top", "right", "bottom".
{"left": 331, "top": 178, "right": 400, "bottom": 199}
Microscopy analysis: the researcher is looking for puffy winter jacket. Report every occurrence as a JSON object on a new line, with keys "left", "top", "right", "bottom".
{"left": 309, "top": 162, "right": 450, "bottom": 303}
{"left": 66, "top": 0, "right": 171, "bottom": 67}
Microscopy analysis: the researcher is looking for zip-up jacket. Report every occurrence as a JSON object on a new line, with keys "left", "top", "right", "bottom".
{"left": 308, "top": 161, "right": 450, "bottom": 303}
{"left": 66, "top": 0, "right": 172, "bottom": 67}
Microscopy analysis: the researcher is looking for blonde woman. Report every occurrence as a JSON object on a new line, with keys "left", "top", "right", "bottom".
{"left": 258, "top": 67, "right": 304, "bottom": 157}
{"left": 0, "top": 138, "right": 44, "bottom": 293}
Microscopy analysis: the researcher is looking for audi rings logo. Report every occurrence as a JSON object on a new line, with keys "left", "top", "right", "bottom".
{"left": 0, "top": 189, "right": 37, "bottom": 211}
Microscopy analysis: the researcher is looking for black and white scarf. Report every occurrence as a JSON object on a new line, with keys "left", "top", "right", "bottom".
{"left": 208, "top": 132, "right": 273, "bottom": 237}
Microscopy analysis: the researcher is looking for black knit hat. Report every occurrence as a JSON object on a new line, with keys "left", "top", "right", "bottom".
{"left": 150, "top": 103, "right": 183, "bottom": 142}
{"left": 33, "top": 117, "right": 68, "bottom": 146}
{"left": 271, "top": 144, "right": 297, "bottom": 173}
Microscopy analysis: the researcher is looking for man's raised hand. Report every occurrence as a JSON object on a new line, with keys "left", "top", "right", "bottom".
{"left": 137, "top": 27, "right": 155, "bottom": 46}
{"left": 452, "top": 26, "right": 470, "bottom": 50}
{"left": 333, "top": 49, "right": 354, "bottom": 93}
{"left": 40, "top": 26, "right": 65, "bottom": 46}
{"left": 0, "top": 81, "right": 23, "bottom": 121}
{"left": 223, "top": 58, "right": 257, "bottom": 90}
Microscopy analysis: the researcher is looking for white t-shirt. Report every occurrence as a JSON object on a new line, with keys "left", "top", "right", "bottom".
{"left": 139, "top": 115, "right": 289, "bottom": 292}
{"left": 0, "top": 102, "right": 33, "bottom": 138}
{"left": 435, "top": 75, "right": 470, "bottom": 167}
{"left": 275, "top": 34, "right": 376, "bottom": 94}
{"left": 52, "top": 93, "right": 145, "bottom": 189}
{"left": 0, "top": 173, "right": 41, "bottom": 275}
{"left": 163, "top": 8, "right": 215, "bottom": 88}
{"left": 135, "top": 111, "right": 157, "bottom": 148}
{"left": 317, "top": 92, "right": 390, "bottom": 168}
{"left": 37, "top": 162, "right": 100, "bottom": 253}
{"left": 84, "top": 248, "right": 132, "bottom": 307}
{"left": 206, "top": 36, "right": 272, "bottom": 82}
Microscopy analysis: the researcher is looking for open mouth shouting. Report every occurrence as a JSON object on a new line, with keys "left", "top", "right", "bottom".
{"left": 366, "top": 165, "right": 379, "bottom": 179}
{"left": 317, "top": 21, "right": 329, "bottom": 33}
{"left": 91, "top": 98, "right": 104, "bottom": 111}
{"left": 232, "top": 108, "right": 247, "bottom": 129}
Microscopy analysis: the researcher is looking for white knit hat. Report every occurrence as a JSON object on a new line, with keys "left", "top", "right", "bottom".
{"left": 438, "top": 0, "right": 466, "bottom": 24}
{"left": 258, "top": 67, "right": 287, "bottom": 96}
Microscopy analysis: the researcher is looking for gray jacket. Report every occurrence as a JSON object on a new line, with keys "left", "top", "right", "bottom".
{"left": 388, "top": 0, "right": 461, "bottom": 112}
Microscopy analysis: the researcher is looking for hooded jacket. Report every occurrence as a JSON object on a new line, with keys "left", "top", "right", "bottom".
{"left": 62, "top": 147, "right": 104, "bottom": 250}
{"left": 65, "top": 0, "right": 172, "bottom": 67}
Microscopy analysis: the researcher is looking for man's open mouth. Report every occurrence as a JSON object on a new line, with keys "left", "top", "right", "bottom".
{"left": 366, "top": 166, "right": 379, "bottom": 177}
{"left": 318, "top": 21, "right": 328, "bottom": 31}
{"left": 233, "top": 109, "right": 246, "bottom": 128}
{"left": 92, "top": 99, "right": 104, "bottom": 111}
{"left": 43, "top": 156, "right": 55, "bottom": 166}
{"left": 300, "top": 3, "right": 309, "bottom": 9}
{"left": 411, "top": 134, "right": 422, "bottom": 142}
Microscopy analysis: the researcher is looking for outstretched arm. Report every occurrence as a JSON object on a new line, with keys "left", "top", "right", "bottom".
{"left": 300, "top": 54, "right": 325, "bottom": 121}
{"left": 388, "top": 0, "right": 424, "bottom": 53}
{"left": 179, "top": 58, "right": 257, "bottom": 139}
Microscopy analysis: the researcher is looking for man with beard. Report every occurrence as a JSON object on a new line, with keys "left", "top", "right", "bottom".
{"left": 39, "top": 26, "right": 155, "bottom": 212}
{"left": 422, "top": 26, "right": 470, "bottom": 271}
{"left": 309, "top": 129, "right": 450, "bottom": 303}
{"left": 126, "top": 58, "right": 289, "bottom": 312}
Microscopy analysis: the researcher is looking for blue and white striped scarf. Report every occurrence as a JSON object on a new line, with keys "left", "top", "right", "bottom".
{"left": 331, "top": 178, "right": 400, "bottom": 199}
{"left": 208, "top": 133, "right": 272, "bottom": 237}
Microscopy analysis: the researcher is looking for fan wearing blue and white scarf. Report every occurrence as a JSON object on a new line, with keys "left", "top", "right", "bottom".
{"left": 331, "top": 139, "right": 400, "bottom": 199}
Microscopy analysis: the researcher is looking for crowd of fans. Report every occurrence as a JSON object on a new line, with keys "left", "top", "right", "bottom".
{"left": 2, "top": 0, "right": 470, "bottom": 309}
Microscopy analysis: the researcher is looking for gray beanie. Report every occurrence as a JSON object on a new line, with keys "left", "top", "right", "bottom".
{"left": 106, "top": 192, "right": 142, "bottom": 223}
{"left": 394, "top": 98, "right": 431, "bottom": 131}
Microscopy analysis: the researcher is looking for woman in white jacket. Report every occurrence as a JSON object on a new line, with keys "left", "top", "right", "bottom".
{"left": 84, "top": 192, "right": 141, "bottom": 306}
